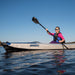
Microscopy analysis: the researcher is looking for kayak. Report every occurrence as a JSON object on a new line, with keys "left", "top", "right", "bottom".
{"left": 2, "top": 42, "right": 75, "bottom": 52}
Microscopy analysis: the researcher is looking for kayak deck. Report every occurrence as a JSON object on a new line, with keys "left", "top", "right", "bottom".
{"left": 10, "top": 43, "right": 63, "bottom": 49}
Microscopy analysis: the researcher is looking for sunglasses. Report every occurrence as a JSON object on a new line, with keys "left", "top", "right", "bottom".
{"left": 55, "top": 29, "right": 59, "bottom": 30}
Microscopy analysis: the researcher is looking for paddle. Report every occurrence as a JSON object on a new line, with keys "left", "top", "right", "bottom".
{"left": 32, "top": 17, "right": 50, "bottom": 33}
{"left": 62, "top": 43, "right": 69, "bottom": 49}
{"left": 32, "top": 17, "right": 69, "bottom": 50}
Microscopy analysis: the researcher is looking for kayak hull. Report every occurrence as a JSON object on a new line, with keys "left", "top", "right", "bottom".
{"left": 2, "top": 43, "right": 75, "bottom": 52}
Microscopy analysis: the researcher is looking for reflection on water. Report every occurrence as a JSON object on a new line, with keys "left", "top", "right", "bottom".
{"left": 0, "top": 47, "right": 75, "bottom": 75}
{"left": 53, "top": 50, "right": 66, "bottom": 75}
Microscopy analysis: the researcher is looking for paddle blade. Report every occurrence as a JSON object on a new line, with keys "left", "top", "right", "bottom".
{"left": 32, "top": 17, "right": 39, "bottom": 24}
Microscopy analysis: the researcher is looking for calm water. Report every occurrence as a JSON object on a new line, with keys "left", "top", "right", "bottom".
{"left": 0, "top": 47, "right": 75, "bottom": 75}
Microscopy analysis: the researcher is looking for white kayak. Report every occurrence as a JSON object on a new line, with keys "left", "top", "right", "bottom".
{"left": 2, "top": 42, "right": 75, "bottom": 52}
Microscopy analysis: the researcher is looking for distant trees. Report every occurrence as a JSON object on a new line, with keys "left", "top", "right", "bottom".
{"left": 66, "top": 41, "right": 75, "bottom": 44}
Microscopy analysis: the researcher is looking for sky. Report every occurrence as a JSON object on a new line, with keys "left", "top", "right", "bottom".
{"left": 0, "top": 0, "right": 75, "bottom": 43}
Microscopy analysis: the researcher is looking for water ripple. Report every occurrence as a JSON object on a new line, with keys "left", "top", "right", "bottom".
{"left": 0, "top": 47, "right": 75, "bottom": 75}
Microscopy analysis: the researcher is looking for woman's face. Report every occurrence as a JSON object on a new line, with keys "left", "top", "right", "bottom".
{"left": 55, "top": 27, "right": 60, "bottom": 33}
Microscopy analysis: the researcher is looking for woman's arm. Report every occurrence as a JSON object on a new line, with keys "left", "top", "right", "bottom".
{"left": 46, "top": 29, "right": 54, "bottom": 36}
{"left": 59, "top": 39, "right": 65, "bottom": 43}
{"left": 58, "top": 33, "right": 65, "bottom": 43}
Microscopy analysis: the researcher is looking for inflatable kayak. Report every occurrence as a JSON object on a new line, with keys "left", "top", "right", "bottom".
{"left": 2, "top": 42, "right": 75, "bottom": 52}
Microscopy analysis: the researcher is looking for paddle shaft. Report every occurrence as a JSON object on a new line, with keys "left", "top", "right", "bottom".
{"left": 38, "top": 23, "right": 51, "bottom": 33}
{"left": 39, "top": 23, "right": 46, "bottom": 30}
{"left": 62, "top": 44, "right": 69, "bottom": 50}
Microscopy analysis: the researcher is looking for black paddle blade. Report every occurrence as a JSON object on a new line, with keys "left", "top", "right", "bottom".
{"left": 32, "top": 17, "right": 39, "bottom": 24}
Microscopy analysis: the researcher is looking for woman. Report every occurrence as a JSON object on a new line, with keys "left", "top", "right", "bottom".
{"left": 46, "top": 26, "right": 65, "bottom": 43}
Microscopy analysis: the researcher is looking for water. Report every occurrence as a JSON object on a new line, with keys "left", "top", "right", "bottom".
{"left": 0, "top": 47, "right": 75, "bottom": 75}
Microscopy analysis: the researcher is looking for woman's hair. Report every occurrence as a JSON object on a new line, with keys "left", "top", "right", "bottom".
{"left": 55, "top": 26, "right": 60, "bottom": 30}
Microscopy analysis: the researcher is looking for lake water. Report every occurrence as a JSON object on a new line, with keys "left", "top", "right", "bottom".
{"left": 0, "top": 46, "right": 75, "bottom": 75}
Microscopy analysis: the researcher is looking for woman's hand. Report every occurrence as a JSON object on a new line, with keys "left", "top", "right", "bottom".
{"left": 59, "top": 39, "right": 65, "bottom": 43}
{"left": 46, "top": 29, "right": 50, "bottom": 34}
{"left": 59, "top": 40, "right": 63, "bottom": 43}
{"left": 46, "top": 29, "right": 48, "bottom": 31}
